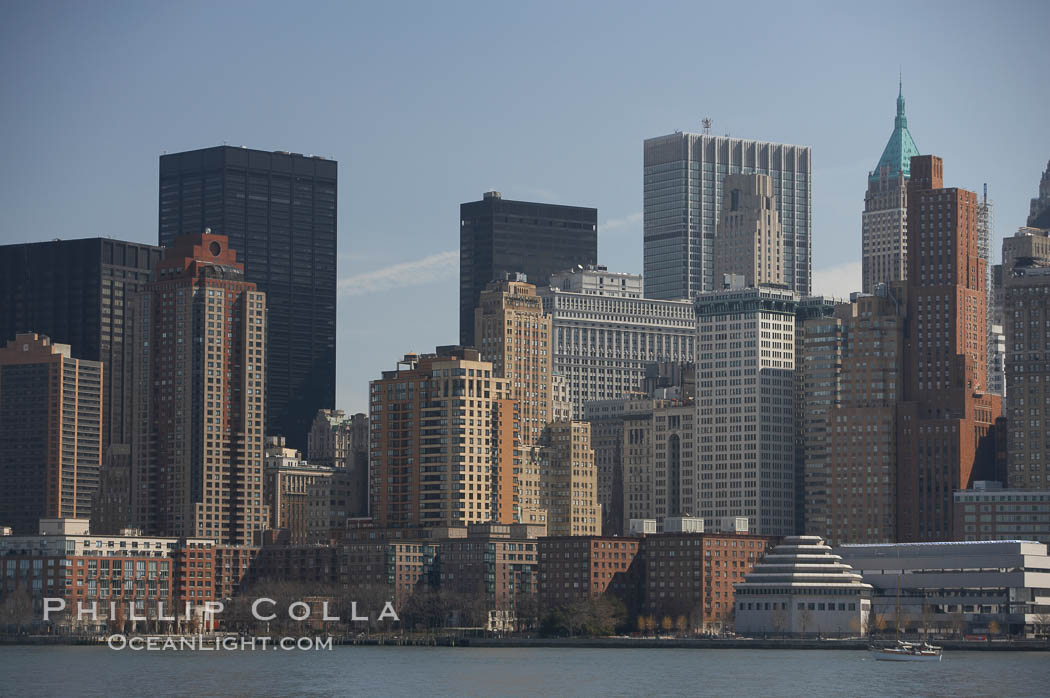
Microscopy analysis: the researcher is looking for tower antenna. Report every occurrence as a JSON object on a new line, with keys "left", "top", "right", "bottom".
{"left": 702, "top": 118, "right": 712, "bottom": 135}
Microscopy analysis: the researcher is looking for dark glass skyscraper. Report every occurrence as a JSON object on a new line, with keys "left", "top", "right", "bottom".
{"left": 0, "top": 238, "right": 163, "bottom": 450}
{"left": 459, "top": 191, "right": 597, "bottom": 346}
{"left": 159, "top": 146, "right": 337, "bottom": 450}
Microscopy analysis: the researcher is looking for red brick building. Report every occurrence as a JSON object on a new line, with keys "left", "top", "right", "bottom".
{"left": 639, "top": 532, "right": 775, "bottom": 632}
{"left": 897, "top": 155, "right": 1002, "bottom": 541}
{"left": 538, "top": 536, "right": 639, "bottom": 607}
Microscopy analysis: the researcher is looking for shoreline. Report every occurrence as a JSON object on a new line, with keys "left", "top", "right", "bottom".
{"left": 2, "top": 635, "right": 1047, "bottom": 651}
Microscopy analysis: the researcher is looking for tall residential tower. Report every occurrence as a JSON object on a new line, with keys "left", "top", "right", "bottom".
{"left": 159, "top": 146, "right": 337, "bottom": 450}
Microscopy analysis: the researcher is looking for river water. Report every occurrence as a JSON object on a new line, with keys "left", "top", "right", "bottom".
{"left": 0, "top": 646, "right": 1045, "bottom": 696}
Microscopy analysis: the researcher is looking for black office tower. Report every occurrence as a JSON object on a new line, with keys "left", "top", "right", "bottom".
{"left": 0, "top": 238, "right": 163, "bottom": 451}
{"left": 459, "top": 191, "right": 597, "bottom": 346}
{"left": 159, "top": 146, "right": 337, "bottom": 450}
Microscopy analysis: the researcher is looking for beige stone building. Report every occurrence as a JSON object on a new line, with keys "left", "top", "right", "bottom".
{"left": 713, "top": 173, "right": 784, "bottom": 287}
{"left": 264, "top": 436, "right": 334, "bottom": 544}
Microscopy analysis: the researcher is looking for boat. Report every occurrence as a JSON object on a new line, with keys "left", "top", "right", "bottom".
{"left": 870, "top": 639, "right": 943, "bottom": 662}
{"left": 869, "top": 569, "right": 943, "bottom": 662}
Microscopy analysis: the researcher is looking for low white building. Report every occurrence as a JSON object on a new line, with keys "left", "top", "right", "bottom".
{"left": 734, "top": 535, "right": 871, "bottom": 637}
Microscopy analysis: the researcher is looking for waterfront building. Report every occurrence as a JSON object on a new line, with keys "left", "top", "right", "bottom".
{"left": 540, "top": 266, "right": 695, "bottom": 417}
{"left": 713, "top": 173, "right": 784, "bottom": 287}
{"left": 643, "top": 131, "right": 811, "bottom": 299}
{"left": 953, "top": 482, "right": 1050, "bottom": 544}
{"left": 695, "top": 285, "right": 798, "bottom": 536}
{"left": 459, "top": 191, "right": 596, "bottom": 347}
{"left": 1002, "top": 228, "right": 1050, "bottom": 489}
{"left": 0, "top": 334, "right": 102, "bottom": 533}
{"left": 840, "top": 539, "right": 1050, "bottom": 638}
{"left": 438, "top": 523, "right": 543, "bottom": 607}
{"left": 128, "top": 232, "right": 269, "bottom": 545}
{"left": 368, "top": 347, "right": 512, "bottom": 528}
{"left": 801, "top": 290, "right": 904, "bottom": 544}
{"left": 734, "top": 535, "right": 872, "bottom": 637}
{"left": 537, "top": 536, "right": 639, "bottom": 607}
{"left": 897, "top": 155, "right": 1001, "bottom": 542}
{"left": 159, "top": 146, "right": 337, "bottom": 451}
{"left": 639, "top": 531, "right": 774, "bottom": 633}
{"left": 0, "top": 518, "right": 217, "bottom": 632}
{"left": 263, "top": 436, "right": 334, "bottom": 544}
{"left": 861, "top": 82, "right": 919, "bottom": 293}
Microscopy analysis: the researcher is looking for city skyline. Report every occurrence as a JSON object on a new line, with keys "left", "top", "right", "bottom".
{"left": 1, "top": 1, "right": 1048, "bottom": 417}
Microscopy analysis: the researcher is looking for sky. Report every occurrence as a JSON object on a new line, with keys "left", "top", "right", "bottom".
{"left": 2, "top": 0, "right": 1048, "bottom": 416}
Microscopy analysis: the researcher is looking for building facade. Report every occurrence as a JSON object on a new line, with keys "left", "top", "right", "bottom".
{"left": 0, "top": 239, "right": 162, "bottom": 455}
{"left": 0, "top": 334, "right": 103, "bottom": 533}
{"left": 802, "top": 290, "right": 904, "bottom": 544}
{"left": 263, "top": 436, "right": 334, "bottom": 544}
{"left": 368, "top": 348, "right": 512, "bottom": 528}
{"left": 306, "top": 409, "right": 369, "bottom": 520}
{"left": 129, "top": 232, "right": 269, "bottom": 545}
{"left": 953, "top": 482, "right": 1050, "bottom": 544}
{"left": 538, "top": 536, "right": 639, "bottom": 607}
{"left": 640, "top": 531, "right": 773, "bottom": 632}
{"left": 475, "top": 279, "right": 553, "bottom": 445}
{"left": 1028, "top": 157, "right": 1050, "bottom": 228}
{"left": 897, "top": 155, "right": 1001, "bottom": 542}
{"left": 1002, "top": 228, "right": 1050, "bottom": 489}
{"left": 159, "top": 146, "right": 337, "bottom": 450}
{"left": 861, "top": 83, "right": 919, "bottom": 294}
{"left": 459, "top": 191, "right": 597, "bottom": 347}
{"left": 840, "top": 540, "right": 1050, "bottom": 638}
{"left": 540, "top": 266, "right": 695, "bottom": 417}
{"left": 695, "top": 286, "right": 798, "bottom": 536}
{"left": 643, "top": 132, "right": 811, "bottom": 299}
{"left": 713, "top": 173, "right": 784, "bottom": 287}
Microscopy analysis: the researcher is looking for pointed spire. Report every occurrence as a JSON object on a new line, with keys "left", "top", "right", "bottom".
{"left": 871, "top": 77, "right": 919, "bottom": 182}
{"left": 896, "top": 72, "right": 907, "bottom": 126}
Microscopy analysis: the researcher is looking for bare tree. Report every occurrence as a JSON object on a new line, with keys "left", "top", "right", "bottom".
{"left": 798, "top": 606, "right": 813, "bottom": 637}
{"left": 0, "top": 588, "right": 35, "bottom": 634}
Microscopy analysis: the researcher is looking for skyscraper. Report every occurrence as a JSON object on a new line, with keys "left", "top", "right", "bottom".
{"left": 713, "top": 173, "right": 785, "bottom": 287}
{"left": 695, "top": 285, "right": 799, "bottom": 536}
{"left": 459, "top": 191, "right": 597, "bottom": 347}
{"left": 0, "top": 333, "right": 102, "bottom": 532}
{"left": 0, "top": 238, "right": 163, "bottom": 451}
{"left": 861, "top": 82, "right": 920, "bottom": 294}
{"left": 1003, "top": 228, "right": 1050, "bottom": 489}
{"left": 129, "top": 232, "right": 269, "bottom": 545}
{"left": 896, "top": 155, "right": 1001, "bottom": 542}
{"left": 159, "top": 146, "right": 337, "bottom": 450}
{"left": 643, "top": 132, "right": 811, "bottom": 300}
{"left": 801, "top": 290, "right": 904, "bottom": 544}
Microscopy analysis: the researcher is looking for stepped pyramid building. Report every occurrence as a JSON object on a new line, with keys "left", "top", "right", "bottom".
{"left": 734, "top": 535, "right": 872, "bottom": 637}
{"left": 862, "top": 81, "right": 920, "bottom": 293}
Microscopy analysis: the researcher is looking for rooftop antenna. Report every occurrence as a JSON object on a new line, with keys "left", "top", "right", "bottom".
{"left": 702, "top": 118, "right": 712, "bottom": 135}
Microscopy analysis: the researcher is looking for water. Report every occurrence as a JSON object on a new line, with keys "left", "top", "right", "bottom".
{"left": 0, "top": 646, "right": 1046, "bottom": 697}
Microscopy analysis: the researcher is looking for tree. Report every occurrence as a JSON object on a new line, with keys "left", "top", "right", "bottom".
{"left": 675, "top": 615, "right": 688, "bottom": 636}
{"left": 772, "top": 606, "right": 788, "bottom": 635}
{"left": 0, "top": 588, "right": 35, "bottom": 634}
{"left": 660, "top": 615, "right": 673, "bottom": 634}
{"left": 1032, "top": 612, "right": 1050, "bottom": 639}
{"left": 987, "top": 619, "right": 1000, "bottom": 637}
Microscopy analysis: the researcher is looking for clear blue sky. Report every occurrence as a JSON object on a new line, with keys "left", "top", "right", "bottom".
{"left": 2, "top": 0, "right": 1048, "bottom": 416}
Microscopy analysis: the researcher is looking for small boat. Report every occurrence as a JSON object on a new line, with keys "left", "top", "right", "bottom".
{"left": 870, "top": 640, "right": 942, "bottom": 662}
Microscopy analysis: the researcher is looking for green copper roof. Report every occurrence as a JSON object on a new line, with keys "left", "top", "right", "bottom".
{"left": 870, "top": 80, "right": 919, "bottom": 182}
